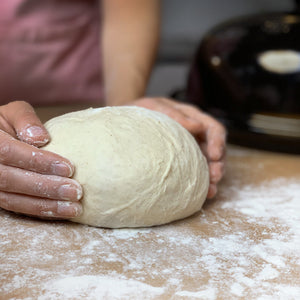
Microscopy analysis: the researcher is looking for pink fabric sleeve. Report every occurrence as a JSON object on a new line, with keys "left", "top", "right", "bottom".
{"left": 0, "top": 0, "right": 103, "bottom": 106}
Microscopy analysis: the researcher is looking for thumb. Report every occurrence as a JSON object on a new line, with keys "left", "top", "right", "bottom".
{"left": 3, "top": 101, "right": 50, "bottom": 147}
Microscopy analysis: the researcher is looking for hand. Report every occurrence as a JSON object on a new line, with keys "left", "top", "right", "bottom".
{"left": 0, "top": 101, "right": 82, "bottom": 219}
{"left": 131, "top": 97, "right": 226, "bottom": 199}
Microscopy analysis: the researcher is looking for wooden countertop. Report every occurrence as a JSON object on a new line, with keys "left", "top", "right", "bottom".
{"left": 0, "top": 106, "right": 299, "bottom": 299}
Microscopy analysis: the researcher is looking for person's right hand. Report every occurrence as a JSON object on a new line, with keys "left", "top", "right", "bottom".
{"left": 0, "top": 101, "right": 82, "bottom": 219}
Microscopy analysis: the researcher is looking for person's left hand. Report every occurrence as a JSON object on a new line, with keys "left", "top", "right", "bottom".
{"left": 130, "top": 97, "right": 226, "bottom": 199}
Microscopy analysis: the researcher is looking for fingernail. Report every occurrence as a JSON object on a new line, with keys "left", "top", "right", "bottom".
{"left": 26, "top": 126, "right": 45, "bottom": 137}
{"left": 57, "top": 201, "right": 82, "bottom": 217}
{"left": 17, "top": 126, "right": 49, "bottom": 146}
{"left": 52, "top": 162, "right": 74, "bottom": 177}
{"left": 58, "top": 183, "right": 83, "bottom": 201}
{"left": 26, "top": 126, "right": 50, "bottom": 145}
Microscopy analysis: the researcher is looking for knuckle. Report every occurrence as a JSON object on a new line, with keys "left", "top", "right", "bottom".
{"left": 35, "top": 199, "right": 50, "bottom": 211}
{"left": 219, "top": 123, "right": 227, "bottom": 133}
{"left": 0, "top": 140, "right": 11, "bottom": 163}
{"left": 6, "top": 101, "right": 34, "bottom": 118}
{"left": 139, "top": 97, "right": 152, "bottom": 106}
{"left": 0, "top": 166, "right": 10, "bottom": 190}
{"left": 29, "top": 151, "right": 48, "bottom": 171}
{"left": 33, "top": 181, "right": 51, "bottom": 198}
{"left": 213, "top": 120, "right": 226, "bottom": 133}
{"left": 0, "top": 192, "right": 10, "bottom": 210}
{"left": 9, "top": 100, "right": 30, "bottom": 109}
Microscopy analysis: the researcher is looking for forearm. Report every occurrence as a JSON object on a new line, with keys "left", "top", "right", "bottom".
{"left": 101, "top": 0, "right": 160, "bottom": 105}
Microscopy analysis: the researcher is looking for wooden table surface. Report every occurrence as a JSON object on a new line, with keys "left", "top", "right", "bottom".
{"left": 0, "top": 106, "right": 299, "bottom": 299}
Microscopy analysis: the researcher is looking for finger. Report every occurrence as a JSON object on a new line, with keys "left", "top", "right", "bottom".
{"left": 0, "top": 115, "right": 16, "bottom": 137}
{"left": 183, "top": 118, "right": 206, "bottom": 137}
{"left": 197, "top": 139, "right": 208, "bottom": 159}
{"left": 174, "top": 103, "right": 207, "bottom": 139}
{"left": 192, "top": 113, "right": 226, "bottom": 161}
{"left": 0, "top": 191, "right": 82, "bottom": 218}
{"left": 160, "top": 101, "right": 207, "bottom": 135}
{"left": 209, "top": 161, "right": 225, "bottom": 184}
{"left": 207, "top": 184, "right": 217, "bottom": 199}
{"left": 135, "top": 98, "right": 204, "bottom": 135}
{"left": 0, "top": 164, "right": 82, "bottom": 201}
{"left": 2, "top": 101, "right": 50, "bottom": 147}
{"left": 206, "top": 121, "right": 227, "bottom": 161}
{"left": 157, "top": 103, "right": 205, "bottom": 134}
{"left": 0, "top": 130, "right": 74, "bottom": 177}
{"left": 177, "top": 104, "right": 227, "bottom": 161}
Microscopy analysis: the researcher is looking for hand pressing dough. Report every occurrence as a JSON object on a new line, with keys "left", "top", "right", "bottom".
{"left": 43, "top": 107, "right": 209, "bottom": 228}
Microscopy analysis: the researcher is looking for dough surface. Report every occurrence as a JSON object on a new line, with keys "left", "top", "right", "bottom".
{"left": 43, "top": 107, "right": 209, "bottom": 228}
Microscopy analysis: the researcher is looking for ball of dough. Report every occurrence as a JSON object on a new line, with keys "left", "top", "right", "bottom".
{"left": 43, "top": 107, "right": 209, "bottom": 228}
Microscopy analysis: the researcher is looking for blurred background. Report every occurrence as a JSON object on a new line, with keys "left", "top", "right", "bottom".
{"left": 147, "top": 0, "right": 293, "bottom": 95}
{"left": 147, "top": 0, "right": 299, "bottom": 153}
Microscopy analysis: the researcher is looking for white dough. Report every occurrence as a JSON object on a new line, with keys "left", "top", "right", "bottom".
{"left": 43, "top": 107, "right": 209, "bottom": 228}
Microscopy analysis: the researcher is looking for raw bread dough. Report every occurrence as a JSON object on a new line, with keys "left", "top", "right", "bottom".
{"left": 43, "top": 107, "right": 209, "bottom": 228}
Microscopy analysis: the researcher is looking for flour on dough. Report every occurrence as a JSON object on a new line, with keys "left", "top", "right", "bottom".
{"left": 43, "top": 106, "right": 209, "bottom": 228}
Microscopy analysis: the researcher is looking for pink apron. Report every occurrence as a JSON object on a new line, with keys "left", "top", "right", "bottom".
{"left": 0, "top": 0, "right": 103, "bottom": 106}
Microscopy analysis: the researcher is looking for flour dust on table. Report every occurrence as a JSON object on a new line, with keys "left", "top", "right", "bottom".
{"left": 0, "top": 176, "right": 299, "bottom": 299}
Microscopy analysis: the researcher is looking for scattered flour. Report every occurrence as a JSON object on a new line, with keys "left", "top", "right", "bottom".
{"left": 39, "top": 276, "right": 164, "bottom": 300}
{"left": 0, "top": 173, "right": 299, "bottom": 299}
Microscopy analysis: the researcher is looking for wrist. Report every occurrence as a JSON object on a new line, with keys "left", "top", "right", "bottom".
{"left": 104, "top": 71, "right": 148, "bottom": 106}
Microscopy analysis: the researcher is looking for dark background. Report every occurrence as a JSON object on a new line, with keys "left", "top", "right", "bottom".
{"left": 147, "top": 0, "right": 294, "bottom": 96}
